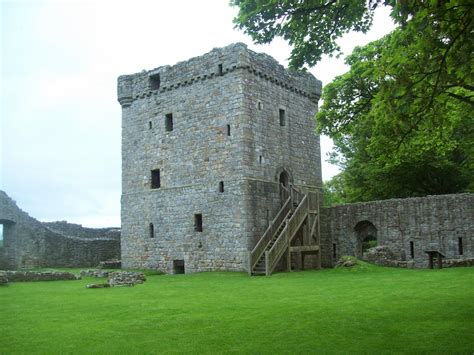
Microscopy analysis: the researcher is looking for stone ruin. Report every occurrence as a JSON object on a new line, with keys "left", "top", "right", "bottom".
{"left": 0, "top": 44, "right": 472, "bottom": 275}
{"left": 0, "top": 190, "right": 120, "bottom": 270}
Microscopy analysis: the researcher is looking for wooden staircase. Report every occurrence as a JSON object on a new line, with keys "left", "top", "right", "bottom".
{"left": 249, "top": 185, "right": 321, "bottom": 276}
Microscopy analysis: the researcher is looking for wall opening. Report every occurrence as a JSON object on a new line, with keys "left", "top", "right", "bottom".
{"left": 151, "top": 169, "right": 161, "bottom": 189}
{"left": 259, "top": 155, "right": 263, "bottom": 165}
{"left": 165, "top": 113, "right": 173, "bottom": 132}
{"left": 354, "top": 220, "right": 377, "bottom": 257}
{"left": 218, "top": 63, "right": 223, "bottom": 76}
{"left": 279, "top": 108, "right": 286, "bottom": 126}
{"left": 333, "top": 243, "right": 337, "bottom": 259}
{"left": 458, "top": 237, "right": 463, "bottom": 255}
{"left": 218, "top": 181, "right": 224, "bottom": 193}
{"left": 279, "top": 171, "right": 289, "bottom": 188}
{"left": 148, "top": 121, "right": 152, "bottom": 130}
{"left": 0, "top": 220, "right": 15, "bottom": 250}
{"left": 226, "top": 124, "right": 231, "bottom": 136}
{"left": 410, "top": 241, "right": 414, "bottom": 259}
{"left": 149, "top": 73, "right": 160, "bottom": 90}
{"left": 194, "top": 214, "right": 203, "bottom": 232}
{"left": 258, "top": 101, "right": 262, "bottom": 110}
{"left": 149, "top": 223, "right": 155, "bottom": 238}
{"left": 173, "top": 259, "right": 185, "bottom": 274}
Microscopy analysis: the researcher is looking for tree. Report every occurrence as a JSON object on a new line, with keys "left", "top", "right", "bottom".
{"left": 233, "top": 0, "right": 474, "bottom": 201}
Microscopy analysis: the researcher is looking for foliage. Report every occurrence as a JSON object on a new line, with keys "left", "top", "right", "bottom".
{"left": 1, "top": 268, "right": 473, "bottom": 353}
{"left": 233, "top": 1, "right": 474, "bottom": 201}
{"left": 323, "top": 174, "right": 348, "bottom": 206}
{"left": 232, "top": 0, "right": 380, "bottom": 69}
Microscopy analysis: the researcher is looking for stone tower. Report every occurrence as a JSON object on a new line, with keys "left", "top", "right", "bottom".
{"left": 118, "top": 43, "right": 322, "bottom": 273}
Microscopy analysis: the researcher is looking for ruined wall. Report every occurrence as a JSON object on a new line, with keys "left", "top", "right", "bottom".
{"left": 119, "top": 43, "right": 322, "bottom": 273}
{"left": 0, "top": 191, "right": 120, "bottom": 269}
{"left": 321, "top": 194, "right": 473, "bottom": 268}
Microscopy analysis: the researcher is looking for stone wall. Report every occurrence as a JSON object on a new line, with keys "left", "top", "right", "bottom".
{"left": 119, "top": 43, "right": 322, "bottom": 273}
{"left": 0, "top": 191, "right": 120, "bottom": 269}
{"left": 43, "top": 221, "right": 120, "bottom": 239}
{"left": 321, "top": 194, "right": 473, "bottom": 268}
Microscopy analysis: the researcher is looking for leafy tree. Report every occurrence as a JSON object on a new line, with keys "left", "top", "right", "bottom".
{"left": 233, "top": 0, "right": 473, "bottom": 200}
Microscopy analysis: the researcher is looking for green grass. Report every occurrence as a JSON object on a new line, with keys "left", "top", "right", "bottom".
{"left": 1, "top": 264, "right": 473, "bottom": 354}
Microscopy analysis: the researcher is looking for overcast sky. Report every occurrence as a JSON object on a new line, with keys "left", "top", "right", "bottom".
{"left": 1, "top": 0, "right": 395, "bottom": 228}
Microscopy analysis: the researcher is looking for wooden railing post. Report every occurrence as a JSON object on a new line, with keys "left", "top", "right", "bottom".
{"left": 248, "top": 251, "right": 252, "bottom": 275}
{"left": 265, "top": 251, "right": 270, "bottom": 276}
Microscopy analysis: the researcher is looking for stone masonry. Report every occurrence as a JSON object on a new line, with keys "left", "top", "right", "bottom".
{"left": 118, "top": 43, "right": 322, "bottom": 273}
{"left": 321, "top": 194, "right": 473, "bottom": 268}
{"left": 0, "top": 190, "right": 120, "bottom": 269}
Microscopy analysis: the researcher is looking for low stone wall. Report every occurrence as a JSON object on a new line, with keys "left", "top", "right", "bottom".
{"left": 321, "top": 193, "right": 473, "bottom": 268}
{"left": 0, "top": 190, "right": 121, "bottom": 269}
{"left": 1, "top": 271, "right": 79, "bottom": 282}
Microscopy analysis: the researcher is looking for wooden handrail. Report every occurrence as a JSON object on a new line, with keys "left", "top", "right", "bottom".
{"left": 288, "top": 195, "right": 308, "bottom": 244}
{"left": 249, "top": 196, "right": 291, "bottom": 271}
{"left": 266, "top": 194, "right": 309, "bottom": 275}
{"left": 266, "top": 224, "right": 289, "bottom": 275}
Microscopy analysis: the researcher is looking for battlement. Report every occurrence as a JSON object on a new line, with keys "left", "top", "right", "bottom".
{"left": 117, "top": 43, "right": 322, "bottom": 107}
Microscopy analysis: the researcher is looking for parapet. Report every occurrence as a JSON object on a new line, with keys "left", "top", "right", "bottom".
{"left": 117, "top": 43, "right": 322, "bottom": 107}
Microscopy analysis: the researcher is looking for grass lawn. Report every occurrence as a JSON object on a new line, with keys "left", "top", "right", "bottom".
{"left": 1, "top": 263, "right": 473, "bottom": 354}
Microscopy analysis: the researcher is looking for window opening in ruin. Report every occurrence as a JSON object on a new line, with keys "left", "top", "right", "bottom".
{"left": 279, "top": 108, "right": 286, "bottom": 126}
{"left": 149, "top": 73, "right": 160, "bottom": 90}
{"left": 259, "top": 155, "right": 263, "bottom": 165}
{"left": 151, "top": 169, "right": 161, "bottom": 189}
{"left": 0, "top": 224, "right": 3, "bottom": 248}
{"left": 148, "top": 121, "right": 152, "bottom": 130}
{"left": 410, "top": 241, "right": 414, "bottom": 259}
{"left": 458, "top": 237, "right": 463, "bottom": 255}
{"left": 226, "top": 124, "right": 231, "bottom": 136}
{"left": 258, "top": 101, "right": 262, "bottom": 110}
{"left": 194, "top": 214, "right": 203, "bottom": 232}
{"left": 149, "top": 223, "right": 154, "bottom": 238}
{"left": 219, "top": 181, "right": 224, "bottom": 193}
{"left": 332, "top": 243, "right": 337, "bottom": 259}
{"left": 173, "top": 259, "right": 185, "bottom": 274}
{"left": 218, "top": 64, "right": 223, "bottom": 76}
{"left": 165, "top": 113, "right": 173, "bottom": 132}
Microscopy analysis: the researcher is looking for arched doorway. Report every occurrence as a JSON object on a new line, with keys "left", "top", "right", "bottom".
{"left": 354, "top": 220, "right": 377, "bottom": 257}
{"left": 279, "top": 171, "right": 289, "bottom": 188}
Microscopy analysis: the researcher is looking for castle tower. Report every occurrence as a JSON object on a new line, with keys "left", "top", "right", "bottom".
{"left": 118, "top": 43, "right": 322, "bottom": 273}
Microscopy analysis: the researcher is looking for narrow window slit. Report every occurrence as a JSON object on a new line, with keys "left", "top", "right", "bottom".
{"left": 458, "top": 237, "right": 463, "bottom": 255}
{"left": 410, "top": 241, "right": 414, "bottom": 259}
{"left": 226, "top": 124, "right": 231, "bottom": 136}
{"left": 151, "top": 169, "right": 160, "bottom": 189}
{"left": 165, "top": 113, "right": 173, "bottom": 132}
{"left": 218, "top": 64, "right": 223, "bottom": 76}
{"left": 194, "top": 214, "right": 203, "bottom": 232}
{"left": 279, "top": 108, "right": 286, "bottom": 126}
{"left": 149, "top": 223, "right": 154, "bottom": 238}
{"left": 219, "top": 181, "right": 224, "bottom": 193}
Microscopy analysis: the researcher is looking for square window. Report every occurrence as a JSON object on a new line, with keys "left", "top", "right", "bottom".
{"left": 149, "top": 73, "right": 160, "bottom": 90}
